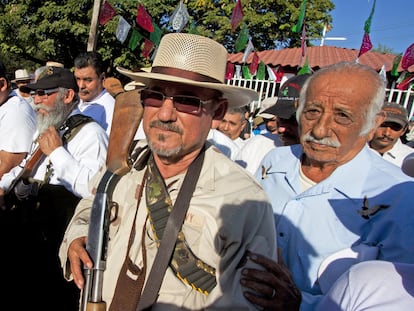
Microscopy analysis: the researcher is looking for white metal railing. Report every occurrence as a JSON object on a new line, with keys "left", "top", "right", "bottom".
{"left": 227, "top": 77, "right": 414, "bottom": 119}
{"left": 226, "top": 78, "right": 280, "bottom": 112}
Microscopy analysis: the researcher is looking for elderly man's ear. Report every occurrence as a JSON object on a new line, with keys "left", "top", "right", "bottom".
{"left": 367, "top": 110, "right": 387, "bottom": 141}
{"left": 212, "top": 99, "right": 228, "bottom": 120}
{"left": 0, "top": 78, "right": 7, "bottom": 91}
{"left": 63, "top": 88, "right": 76, "bottom": 104}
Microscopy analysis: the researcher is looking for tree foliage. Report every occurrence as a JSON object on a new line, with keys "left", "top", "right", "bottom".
{"left": 0, "top": 0, "right": 334, "bottom": 76}
{"left": 371, "top": 43, "right": 396, "bottom": 55}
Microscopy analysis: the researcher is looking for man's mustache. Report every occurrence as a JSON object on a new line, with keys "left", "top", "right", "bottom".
{"left": 149, "top": 120, "right": 183, "bottom": 135}
{"left": 302, "top": 132, "right": 341, "bottom": 148}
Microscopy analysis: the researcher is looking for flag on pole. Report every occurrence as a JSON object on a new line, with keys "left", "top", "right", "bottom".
{"left": 249, "top": 52, "right": 259, "bottom": 75}
{"left": 298, "top": 57, "right": 313, "bottom": 75}
{"left": 391, "top": 53, "right": 402, "bottom": 77}
{"left": 231, "top": 0, "right": 244, "bottom": 32}
{"left": 150, "top": 23, "right": 162, "bottom": 46}
{"left": 256, "top": 61, "right": 265, "bottom": 80}
{"left": 170, "top": 1, "right": 190, "bottom": 32}
{"left": 292, "top": 0, "right": 307, "bottom": 33}
{"left": 242, "top": 38, "right": 254, "bottom": 63}
{"left": 136, "top": 4, "right": 154, "bottom": 33}
{"left": 225, "top": 62, "right": 235, "bottom": 80}
{"left": 235, "top": 23, "right": 249, "bottom": 52}
{"left": 402, "top": 43, "right": 414, "bottom": 70}
{"left": 142, "top": 38, "right": 155, "bottom": 58}
{"left": 378, "top": 64, "right": 387, "bottom": 83}
{"left": 234, "top": 65, "right": 242, "bottom": 79}
{"left": 189, "top": 20, "right": 199, "bottom": 35}
{"left": 266, "top": 65, "right": 277, "bottom": 81}
{"left": 242, "top": 65, "right": 252, "bottom": 79}
{"left": 364, "top": 0, "right": 376, "bottom": 33}
{"left": 116, "top": 16, "right": 131, "bottom": 44}
{"left": 301, "top": 22, "right": 307, "bottom": 57}
{"left": 397, "top": 74, "right": 414, "bottom": 90}
{"left": 358, "top": 32, "right": 372, "bottom": 58}
{"left": 358, "top": 0, "right": 376, "bottom": 58}
{"left": 275, "top": 66, "right": 284, "bottom": 82}
{"left": 128, "top": 29, "right": 143, "bottom": 51}
{"left": 99, "top": 1, "right": 117, "bottom": 26}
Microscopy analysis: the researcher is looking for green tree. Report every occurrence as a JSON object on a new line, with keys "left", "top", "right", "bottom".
{"left": 371, "top": 43, "right": 395, "bottom": 55}
{"left": 0, "top": 0, "right": 334, "bottom": 75}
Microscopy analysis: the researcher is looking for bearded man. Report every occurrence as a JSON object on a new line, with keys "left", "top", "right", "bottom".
{"left": 0, "top": 66, "right": 108, "bottom": 311}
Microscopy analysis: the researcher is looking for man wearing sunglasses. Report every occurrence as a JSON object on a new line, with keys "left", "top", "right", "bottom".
{"left": 369, "top": 102, "right": 413, "bottom": 167}
{"left": 60, "top": 33, "right": 278, "bottom": 310}
{"left": 0, "top": 66, "right": 108, "bottom": 310}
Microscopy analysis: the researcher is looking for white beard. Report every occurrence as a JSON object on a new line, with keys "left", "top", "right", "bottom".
{"left": 35, "top": 95, "right": 72, "bottom": 134}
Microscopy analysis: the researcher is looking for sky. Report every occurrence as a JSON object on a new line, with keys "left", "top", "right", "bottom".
{"left": 310, "top": 0, "right": 414, "bottom": 54}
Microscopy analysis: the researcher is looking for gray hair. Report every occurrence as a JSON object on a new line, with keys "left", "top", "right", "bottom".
{"left": 225, "top": 106, "right": 247, "bottom": 122}
{"left": 296, "top": 61, "right": 386, "bottom": 136}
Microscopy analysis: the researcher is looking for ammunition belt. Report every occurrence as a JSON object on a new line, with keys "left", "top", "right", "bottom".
{"left": 146, "top": 157, "right": 216, "bottom": 295}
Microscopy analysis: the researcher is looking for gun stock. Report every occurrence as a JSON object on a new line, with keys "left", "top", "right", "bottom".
{"left": 80, "top": 91, "right": 143, "bottom": 311}
{"left": 3, "top": 147, "right": 45, "bottom": 209}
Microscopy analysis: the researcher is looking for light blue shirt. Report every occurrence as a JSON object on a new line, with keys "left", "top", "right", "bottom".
{"left": 74, "top": 89, "right": 115, "bottom": 136}
{"left": 255, "top": 144, "right": 414, "bottom": 310}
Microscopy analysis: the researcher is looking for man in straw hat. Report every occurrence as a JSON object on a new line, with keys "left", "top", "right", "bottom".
{"left": 60, "top": 33, "right": 278, "bottom": 310}
{"left": 12, "top": 68, "right": 35, "bottom": 108}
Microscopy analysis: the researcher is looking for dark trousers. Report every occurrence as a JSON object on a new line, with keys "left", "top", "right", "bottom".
{"left": 0, "top": 184, "right": 81, "bottom": 311}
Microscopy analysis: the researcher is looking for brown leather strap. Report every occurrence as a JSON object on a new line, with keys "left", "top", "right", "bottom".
{"left": 108, "top": 171, "right": 148, "bottom": 311}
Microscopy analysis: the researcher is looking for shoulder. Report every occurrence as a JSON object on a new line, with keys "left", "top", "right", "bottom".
{"left": 261, "top": 144, "right": 302, "bottom": 166}
{"left": 203, "top": 145, "right": 266, "bottom": 193}
{"left": 366, "top": 147, "right": 413, "bottom": 182}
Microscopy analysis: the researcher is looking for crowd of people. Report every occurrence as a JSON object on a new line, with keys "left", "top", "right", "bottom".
{"left": 0, "top": 32, "right": 414, "bottom": 311}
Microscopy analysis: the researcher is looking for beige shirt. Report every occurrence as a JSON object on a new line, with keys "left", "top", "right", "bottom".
{"left": 59, "top": 142, "right": 277, "bottom": 310}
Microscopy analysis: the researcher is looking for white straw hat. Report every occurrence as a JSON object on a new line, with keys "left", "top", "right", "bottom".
{"left": 117, "top": 33, "right": 258, "bottom": 108}
{"left": 13, "top": 69, "right": 31, "bottom": 82}
{"left": 257, "top": 97, "right": 278, "bottom": 119}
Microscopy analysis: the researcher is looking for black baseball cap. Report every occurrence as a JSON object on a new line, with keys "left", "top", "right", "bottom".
{"left": 262, "top": 74, "right": 311, "bottom": 119}
{"left": 382, "top": 102, "right": 408, "bottom": 127}
{"left": 24, "top": 66, "right": 78, "bottom": 92}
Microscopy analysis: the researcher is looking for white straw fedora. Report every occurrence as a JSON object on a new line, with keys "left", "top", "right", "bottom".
{"left": 117, "top": 33, "right": 258, "bottom": 108}
{"left": 13, "top": 69, "right": 31, "bottom": 82}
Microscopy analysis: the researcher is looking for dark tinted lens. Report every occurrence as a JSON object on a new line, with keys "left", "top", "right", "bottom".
{"left": 35, "top": 89, "right": 46, "bottom": 96}
{"left": 381, "top": 122, "right": 404, "bottom": 131}
{"left": 141, "top": 89, "right": 164, "bottom": 107}
{"left": 173, "top": 96, "right": 201, "bottom": 114}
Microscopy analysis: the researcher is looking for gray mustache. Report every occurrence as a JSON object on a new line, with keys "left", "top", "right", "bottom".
{"left": 303, "top": 132, "right": 341, "bottom": 148}
{"left": 149, "top": 120, "right": 183, "bottom": 134}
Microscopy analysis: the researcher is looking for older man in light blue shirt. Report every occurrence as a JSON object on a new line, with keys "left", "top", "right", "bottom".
{"left": 239, "top": 62, "right": 414, "bottom": 311}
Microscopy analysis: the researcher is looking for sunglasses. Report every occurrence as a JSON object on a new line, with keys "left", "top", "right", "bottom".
{"left": 380, "top": 121, "right": 405, "bottom": 131}
{"left": 31, "top": 88, "right": 60, "bottom": 97}
{"left": 141, "top": 89, "right": 214, "bottom": 115}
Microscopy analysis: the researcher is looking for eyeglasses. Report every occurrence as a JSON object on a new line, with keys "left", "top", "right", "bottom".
{"left": 380, "top": 121, "right": 404, "bottom": 131}
{"left": 31, "top": 88, "right": 60, "bottom": 98}
{"left": 141, "top": 89, "right": 214, "bottom": 115}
